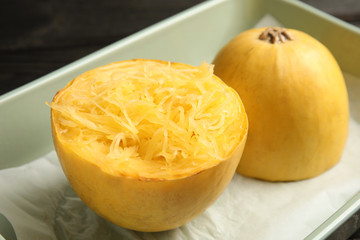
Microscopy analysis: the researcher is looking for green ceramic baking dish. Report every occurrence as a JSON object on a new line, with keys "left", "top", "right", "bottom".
{"left": 1, "top": 0, "right": 359, "bottom": 239}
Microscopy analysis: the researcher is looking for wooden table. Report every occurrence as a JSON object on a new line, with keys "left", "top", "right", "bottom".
{"left": 1, "top": 0, "right": 359, "bottom": 95}
{"left": 1, "top": 0, "right": 359, "bottom": 239}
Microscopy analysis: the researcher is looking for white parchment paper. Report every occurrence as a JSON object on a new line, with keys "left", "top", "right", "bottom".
{"left": 1, "top": 16, "right": 359, "bottom": 240}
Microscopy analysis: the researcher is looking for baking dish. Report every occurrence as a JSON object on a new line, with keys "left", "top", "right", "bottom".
{"left": 1, "top": 0, "right": 359, "bottom": 239}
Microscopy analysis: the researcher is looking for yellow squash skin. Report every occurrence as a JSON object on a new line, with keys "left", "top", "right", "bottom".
{"left": 51, "top": 59, "right": 248, "bottom": 231}
{"left": 52, "top": 132, "right": 246, "bottom": 231}
{"left": 213, "top": 27, "right": 349, "bottom": 181}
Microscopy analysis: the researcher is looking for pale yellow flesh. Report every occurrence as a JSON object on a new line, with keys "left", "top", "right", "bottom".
{"left": 51, "top": 60, "right": 246, "bottom": 180}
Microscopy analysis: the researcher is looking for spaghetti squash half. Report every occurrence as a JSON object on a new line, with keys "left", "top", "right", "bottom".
{"left": 50, "top": 59, "right": 248, "bottom": 231}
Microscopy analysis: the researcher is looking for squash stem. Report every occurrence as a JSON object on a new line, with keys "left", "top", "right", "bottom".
{"left": 259, "top": 27, "right": 294, "bottom": 44}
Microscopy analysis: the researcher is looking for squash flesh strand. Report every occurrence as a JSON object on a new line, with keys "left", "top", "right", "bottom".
{"left": 51, "top": 60, "right": 245, "bottom": 179}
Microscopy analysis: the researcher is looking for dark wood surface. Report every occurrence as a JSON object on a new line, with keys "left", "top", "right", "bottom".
{"left": 0, "top": 0, "right": 205, "bottom": 95}
{"left": 1, "top": 0, "right": 360, "bottom": 239}
{"left": 1, "top": 0, "right": 359, "bottom": 96}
